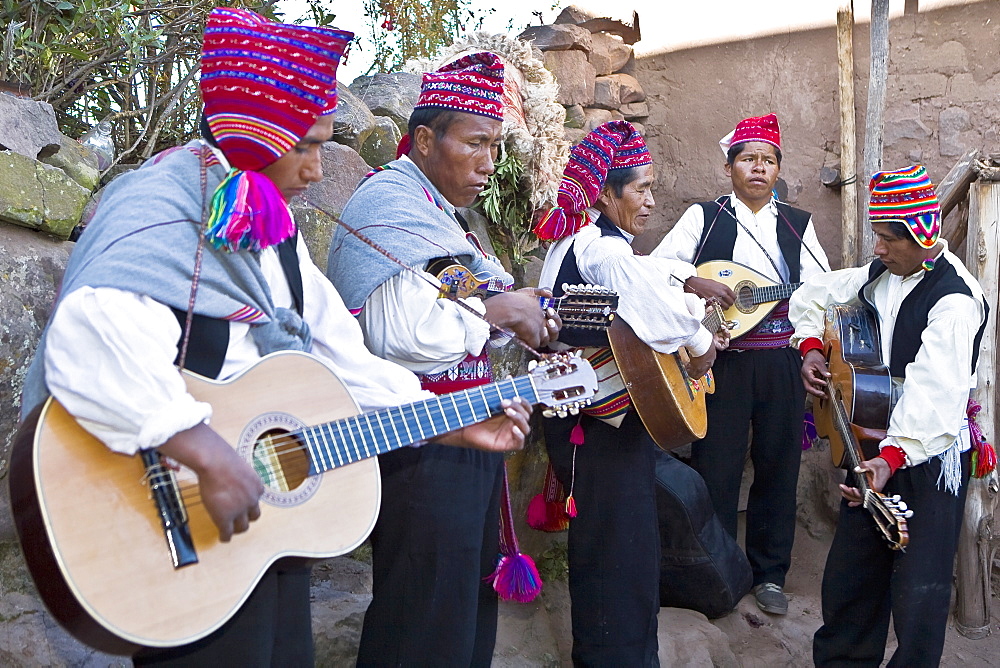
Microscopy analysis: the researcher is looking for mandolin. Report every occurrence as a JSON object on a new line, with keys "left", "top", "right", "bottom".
{"left": 609, "top": 302, "right": 730, "bottom": 450}
{"left": 430, "top": 260, "right": 618, "bottom": 332}
{"left": 696, "top": 260, "right": 801, "bottom": 338}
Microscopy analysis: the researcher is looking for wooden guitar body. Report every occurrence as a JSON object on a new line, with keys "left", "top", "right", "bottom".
{"left": 11, "top": 353, "right": 377, "bottom": 653}
{"left": 608, "top": 317, "right": 715, "bottom": 450}
{"left": 814, "top": 304, "right": 897, "bottom": 467}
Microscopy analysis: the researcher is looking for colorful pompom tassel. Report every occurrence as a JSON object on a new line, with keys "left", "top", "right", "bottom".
{"left": 922, "top": 257, "right": 936, "bottom": 271}
{"left": 487, "top": 465, "right": 543, "bottom": 602}
{"left": 205, "top": 169, "right": 296, "bottom": 252}
{"left": 526, "top": 463, "right": 570, "bottom": 532}
{"left": 489, "top": 553, "right": 543, "bottom": 603}
{"left": 563, "top": 420, "right": 585, "bottom": 518}
{"left": 968, "top": 399, "right": 997, "bottom": 478}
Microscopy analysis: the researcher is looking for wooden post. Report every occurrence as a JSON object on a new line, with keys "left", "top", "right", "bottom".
{"left": 860, "top": 0, "right": 890, "bottom": 264}
{"left": 837, "top": 3, "right": 858, "bottom": 270}
{"left": 955, "top": 180, "right": 1000, "bottom": 638}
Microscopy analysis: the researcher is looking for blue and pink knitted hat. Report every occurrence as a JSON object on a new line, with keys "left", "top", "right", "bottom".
{"left": 868, "top": 165, "right": 941, "bottom": 249}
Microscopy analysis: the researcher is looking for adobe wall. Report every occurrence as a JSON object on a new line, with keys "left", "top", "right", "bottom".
{"left": 630, "top": 0, "right": 1000, "bottom": 264}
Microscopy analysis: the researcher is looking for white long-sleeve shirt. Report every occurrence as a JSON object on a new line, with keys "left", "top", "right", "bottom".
{"left": 788, "top": 243, "right": 985, "bottom": 467}
{"left": 44, "top": 235, "right": 431, "bottom": 455}
{"left": 652, "top": 194, "right": 830, "bottom": 283}
{"left": 358, "top": 268, "right": 492, "bottom": 375}
{"left": 539, "top": 210, "right": 713, "bottom": 356}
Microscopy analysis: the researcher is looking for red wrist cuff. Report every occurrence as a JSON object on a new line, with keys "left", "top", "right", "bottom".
{"left": 878, "top": 445, "right": 907, "bottom": 475}
{"left": 799, "top": 337, "right": 824, "bottom": 358}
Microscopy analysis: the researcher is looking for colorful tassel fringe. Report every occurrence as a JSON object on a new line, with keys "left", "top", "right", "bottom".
{"left": 968, "top": 399, "right": 997, "bottom": 478}
{"left": 526, "top": 463, "right": 570, "bottom": 532}
{"left": 487, "top": 465, "right": 543, "bottom": 602}
{"left": 205, "top": 169, "right": 296, "bottom": 252}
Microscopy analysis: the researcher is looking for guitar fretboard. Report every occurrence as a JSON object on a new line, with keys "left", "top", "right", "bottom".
{"left": 749, "top": 282, "right": 802, "bottom": 306}
{"left": 299, "top": 375, "right": 539, "bottom": 474}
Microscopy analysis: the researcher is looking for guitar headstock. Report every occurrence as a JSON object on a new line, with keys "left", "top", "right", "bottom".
{"left": 528, "top": 352, "right": 599, "bottom": 418}
{"left": 554, "top": 283, "right": 619, "bottom": 331}
{"left": 864, "top": 490, "right": 912, "bottom": 551}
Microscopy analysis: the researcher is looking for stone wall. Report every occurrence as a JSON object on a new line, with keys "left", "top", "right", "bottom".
{"left": 627, "top": 0, "right": 1000, "bottom": 261}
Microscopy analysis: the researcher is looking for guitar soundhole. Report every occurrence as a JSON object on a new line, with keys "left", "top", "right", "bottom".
{"left": 252, "top": 429, "right": 310, "bottom": 493}
{"left": 734, "top": 281, "right": 756, "bottom": 313}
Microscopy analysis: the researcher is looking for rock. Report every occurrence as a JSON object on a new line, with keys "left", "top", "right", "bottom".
{"left": 884, "top": 116, "right": 933, "bottom": 146}
{"left": 620, "top": 101, "right": 649, "bottom": 120}
{"left": 0, "top": 151, "right": 90, "bottom": 239}
{"left": 292, "top": 142, "right": 372, "bottom": 273}
{"left": 543, "top": 50, "right": 597, "bottom": 106}
{"left": 630, "top": 121, "right": 645, "bottom": 136}
{"left": 582, "top": 108, "right": 614, "bottom": 131}
{"left": 939, "top": 106, "right": 973, "bottom": 157}
{"left": 310, "top": 557, "right": 372, "bottom": 666}
{"left": 593, "top": 76, "right": 623, "bottom": 109}
{"left": 0, "top": 96, "right": 62, "bottom": 161}
{"left": 564, "top": 127, "right": 587, "bottom": 145}
{"left": 519, "top": 24, "right": 592, "bottom": 53}
{"left": 348, "top": 72, "right": 423, "bottom": 135}
{"left": 331, "top": 85, "right": 377, "bottom": 153}
{"left": 554, "top": 5, "right": 597, "bottom": 24}
{"left": 658, "top": 608, "right": 740, "bottom": 667}
{"left": 38, "top": 135, "right": 101, "bottom": 192}
{"left": 610, "top": 73, "right": 645, "bottom": 103}
{"left": 563, "top": 104, "right": 586, "bottom": 129}
{"left": 0, "top": 223, "right": 70, "bottom": 539}
{"left": 359, "top": 116, "right": 402, "bottom": 167}
{"left": 588, "top": 32, "right": 632, "bottom": 75}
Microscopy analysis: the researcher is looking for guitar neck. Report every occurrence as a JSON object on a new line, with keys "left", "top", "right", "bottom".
{"left": 827, "top": 388, "right": 871, "bottom": 495}
{"left": 299, "top": 376, "right": 538, "bottom": 474}
{"left": 701, "top": 306, "right": 728, "bottom": 334}
{"left": 750, "top": 282, "right": 801, "bottom": 305}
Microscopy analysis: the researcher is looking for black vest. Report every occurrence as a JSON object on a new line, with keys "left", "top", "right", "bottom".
{"left": 171, "top": 234, "right": 305, "bottom": 379}
{"left": 551, "top": 214, "right": 626, "bottom": 347}
{"left": 859, "top": 256, "right": 987, "bottom": 378}
{"left": 694, "top": 197, "right": 812, "bottom": 282}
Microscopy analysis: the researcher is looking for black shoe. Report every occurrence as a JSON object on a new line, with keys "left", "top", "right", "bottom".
{"left": 753, "top": 583, "right": 788, "bottom": 615}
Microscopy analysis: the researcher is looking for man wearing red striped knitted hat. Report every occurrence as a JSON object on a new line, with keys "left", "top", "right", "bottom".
{"left": 790, "top": 164, "right": 991, "bottom": 666}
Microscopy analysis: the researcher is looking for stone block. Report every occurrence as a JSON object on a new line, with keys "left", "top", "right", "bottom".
{"left": 331, "top": 85, "right": 376, "bottom": 153}
{"left": 554, "top": 5, "right": 596, "bottom": 24}
{"left": 630, "top": 122, "right": 645, "bottom": 136}
{"left": 884, "top": 116, "right": 932, "bottom": 146}
{"left": 0, "top": 95, "right": 62, "bottom": 161}
{"left": 589, "top": 32, "right": 632, "bottom": 75}
{"left": 564, "top": 127, "right": 588, "bottom": 145}
{"left": 938, "top": 106, "right": 973, "bottom": 157}
{"left": 895, "top": 72, "right": 947, "bottom": 100}
{"left": 582, "top": 107, "right": 613, "bottom": 132}
{"left": 348, "top": 71, "right": 423, "bottom": 134}
{"left": 946, "top": 73, "right": 981, "bottom": 105}
{"left": 359, "top": 116, "right": 402, "bottom": 168}
{"left": 292, "top": 142, "right": 372, "bottom": 272}
{"left": 593, "top": 75, "right": 622, "bottom": 109}
{"left": 38, "top": 135, "right": 101, "bottom": 192}
{"left": 519, "top": 24, "right": 592, "bottom": 53}
{"left": 613, "top": 73, "right": 646, "bottom": 103}
{"left": 0, "top": 151, "right": 89, "bottom": 238}
{"left": 620, "top": 101, "right": 649, "bottom": 119}
{"left": 563, "top": 104, "right": 586, "bottom": 129}
{"left": 544, "top": 50, "right": 596, "bottom": 106}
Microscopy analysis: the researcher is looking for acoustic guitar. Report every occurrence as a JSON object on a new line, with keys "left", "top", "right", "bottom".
{"left": 9, "top": 351, "right": 597, "bottom": 653}
{"left": 609, "top": 303, "right": 730, "bottom": 450}
{"left": 696, "top": 260, "right": 801, "bottom": 339}
{"left": 430, "top": 260, "right": 618, "bottom": 332}
{"left": 813, "top": 304, "right": 911, "bottom": 550}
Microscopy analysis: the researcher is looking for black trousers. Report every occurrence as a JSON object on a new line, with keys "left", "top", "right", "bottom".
{"left": 356, "top": 443, "right": 504, "bottom": 668}
{"left": 689, "top": 346, "right": 805, "bottom": 587}
{"left": 813, "top": 451, "right": 970, "bottom": 668}
{"left": 132, "top": 562, "right": 313, "bottom": 667}
{"left": 545, "top": 411, "right": 660, "bottom": 667}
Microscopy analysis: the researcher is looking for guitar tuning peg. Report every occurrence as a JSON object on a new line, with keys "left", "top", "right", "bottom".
{"left": 574, "top": 349, "right": 583, "bottom": 357}
{"left": 556, "top": 409, "right": 568, "bottom": 418}
{"left": 528, "top": 360, "right": 538, "bottom": 371}
{"left": 569, "top": 405, "right": 580, "bottom": 415}
{"left": 903, "top": 510, "right": 913, "bottom": 518}
{"left": 896, "top": 501, "right": 907, "bottom": 512}
{"left": 890, "top": 495, "right": 901, "bottom": 502}
{"left": 542, "top": 408, "right": 555, "bottom": 418}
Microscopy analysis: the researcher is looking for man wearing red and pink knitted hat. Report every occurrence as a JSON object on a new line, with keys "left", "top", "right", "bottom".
{"left": 652, "top": 113, "right": 830, "bottom": 615}
{"left": 791, "top": 165, "right": 989, "bottom": 666}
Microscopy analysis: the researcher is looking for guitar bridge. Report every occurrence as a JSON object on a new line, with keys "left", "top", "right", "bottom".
{"left": 141, "top": 450, "right": 199, "bottom": 569}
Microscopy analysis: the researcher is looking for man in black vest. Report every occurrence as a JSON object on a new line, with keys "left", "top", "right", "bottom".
{"left": 652, "top": 114, "right": 830, "bottom": 615}
{"left": 790, "top": 165, "right": 989, "bottom": 667}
